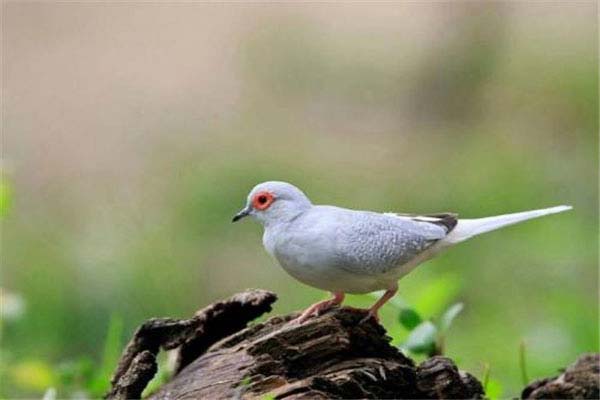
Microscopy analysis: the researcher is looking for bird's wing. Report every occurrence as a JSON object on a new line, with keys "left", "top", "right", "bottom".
{"left": 386, "top": 212, "right": 459, "bottom": 232}
{"left": 332, "top": 209, "right": 454, "bottom": 275}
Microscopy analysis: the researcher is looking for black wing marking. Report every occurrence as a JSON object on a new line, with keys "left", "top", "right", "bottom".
{"left": 395, "top": 212, "right": 459, "bottom": 233}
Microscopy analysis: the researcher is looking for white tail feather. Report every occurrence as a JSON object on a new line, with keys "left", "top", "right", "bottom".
{"left": 395, "top": 205, "right": 572, "bottom": 279}
{"left": 442, "top": 205, "right": 572, "bottom": 245}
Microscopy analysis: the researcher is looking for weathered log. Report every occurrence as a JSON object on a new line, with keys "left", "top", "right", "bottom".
{"left": 106, "top": 289, "right": 277, "bottom": 400}
{"left": 416, "top": 356, "right": 483, "bottom": 399}
{"left": 107, "top": 290, "right": 600, "bottom": 399}
{"left": 522, "top": 353, "right": 599, "bottom": 399}
{"left": 107, "top": 289, "right": 484, "bottom": 399}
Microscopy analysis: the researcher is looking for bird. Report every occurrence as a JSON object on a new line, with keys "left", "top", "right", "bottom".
{"left": 232, "top": 181, "right": 572, "bottom": 323}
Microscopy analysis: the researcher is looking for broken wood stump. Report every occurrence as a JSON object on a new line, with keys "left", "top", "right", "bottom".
{"left": 522, "top": 353, "right": 599, "bottom": 399}
{"left": 106, "top": 289, "right": 483, "bottom": 399}
{"left": 106, "top": 289, "right": 598, "bottom": 399}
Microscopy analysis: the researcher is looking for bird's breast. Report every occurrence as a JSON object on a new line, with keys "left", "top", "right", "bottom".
{"left": 261, "top": 226, "right": 390, "bottom": 293}
{"left": 262, "top": 227, "right": 279, "bottom": 257}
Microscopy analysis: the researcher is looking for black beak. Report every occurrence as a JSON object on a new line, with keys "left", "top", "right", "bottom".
{"left": 232, "top": 207, "right": 250, "bottom": 222}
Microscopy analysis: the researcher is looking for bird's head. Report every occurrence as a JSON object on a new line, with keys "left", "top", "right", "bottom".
{"left": 232, "top": 181, "right": 312, "bottom": 226}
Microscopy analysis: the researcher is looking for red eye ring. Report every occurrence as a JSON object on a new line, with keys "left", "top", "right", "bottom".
{"left": 252, "top": 191, "right": 275, "bottom": 211}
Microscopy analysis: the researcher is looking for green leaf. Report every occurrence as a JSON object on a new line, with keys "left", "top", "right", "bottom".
{"left": 0, "top": 174, "right": 12, "bottom": 219}
{"left": 56, "top": 357, "right": 94, "bottom": 388}
{"left": 12, "top": 360, "right": 56, "bottom": 390}
{"left": 240, "top": 376, "right": 252, "bottom": 387}
{"left": 398, "top": 308, "right": 423, "bottom": 330}
{"left": 413, "top": 274, "right": 462, "bottom": 317}
{"left": 88, "top": 314, "right": 124, "bottom": 396}
{"left": 439, "top": 302, "right": 464, "bottom": 333}
{"left": 142, "top": 352, "right": 173, "bottom": 398}
{"left": 42, "top": 387, "right": 57, "bottom": 400}
{"left": 485, "top": 378, "right": 504, "bottom": 400}
{"left": 481, "top": 363, "right": 490, "bottom": 392}
{"left": 400, "top": 321, "right": 438, "bottom": 355}
{"left": 519, "top": 340, "right": 529, "bottom": 386}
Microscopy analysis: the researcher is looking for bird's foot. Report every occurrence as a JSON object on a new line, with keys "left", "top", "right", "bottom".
{"left": 294, "top": 292, "right": 345, "bottom": 324}
{"left": 295, "top": 302, "right": 333, "bottom": 324}
{"left": 359, "top": 310, "right": 380, "bottom": 324}
{"left": 358, "top": 285, "right": 396, "bottom": 324}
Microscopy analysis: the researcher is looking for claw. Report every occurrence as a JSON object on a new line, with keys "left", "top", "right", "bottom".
{"left": 296, "top": 310, "right": 317, "bottom": 324}
{"left": 359, "top": 311, "right": 379, "bottom": 324}
{"left": 294, "top": 292, "right": 345, "bottom": 324}
{"left": 358, "top": 285, "right": 397, "bottom": 325}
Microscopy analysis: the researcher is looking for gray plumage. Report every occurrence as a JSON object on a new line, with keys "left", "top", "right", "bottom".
{"left": 264, "top": 205, "right": 451, "bottom": 293}
{"left": 294, "top": 206, "right": 447, "bottom": 274}
{"left": 233, "top": 181, "right": 572, "bottom": 295}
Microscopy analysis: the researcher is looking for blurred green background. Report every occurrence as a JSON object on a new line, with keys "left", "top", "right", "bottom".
{"left": 1, "top": 2, "right": 598, "bottom": 398}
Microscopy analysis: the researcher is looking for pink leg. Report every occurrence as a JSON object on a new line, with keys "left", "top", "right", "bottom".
{"left": 296, "top": 292, "right": 345, "bottom": 323}
{"left": 361, "top": 284, "right": 398, "bottom": 323}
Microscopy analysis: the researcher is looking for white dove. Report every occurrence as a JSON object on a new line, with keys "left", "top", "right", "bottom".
{"left": 232, "top": 181, "right": 571, "bottom": 323}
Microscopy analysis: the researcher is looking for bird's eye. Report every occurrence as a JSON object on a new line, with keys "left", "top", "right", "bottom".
{"left": 252, "top": 191, "right": 274, "bottom": 210}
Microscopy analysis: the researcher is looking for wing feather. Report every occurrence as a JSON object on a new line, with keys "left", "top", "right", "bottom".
{"left": 333, "top": 210, "right": 450, "bottom": 275}
{"left": 386, "top": 212, "right": 458, "bottom": 232}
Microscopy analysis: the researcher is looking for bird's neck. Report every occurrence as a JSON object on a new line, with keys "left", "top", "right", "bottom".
{"left": 263, "top": 205, "right": 310, "bottom": 229}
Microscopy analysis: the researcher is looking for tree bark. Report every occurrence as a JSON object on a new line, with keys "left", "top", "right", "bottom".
{"left": 521, "top": 353, "right": 599, "bottom": 399}
{"left": 105, "top": 289, "right": 597, "bottom": 400}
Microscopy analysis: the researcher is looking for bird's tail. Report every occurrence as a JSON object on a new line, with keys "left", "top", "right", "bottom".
{"left": 442, "top": 205, "right": 573, "bottom": 245}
